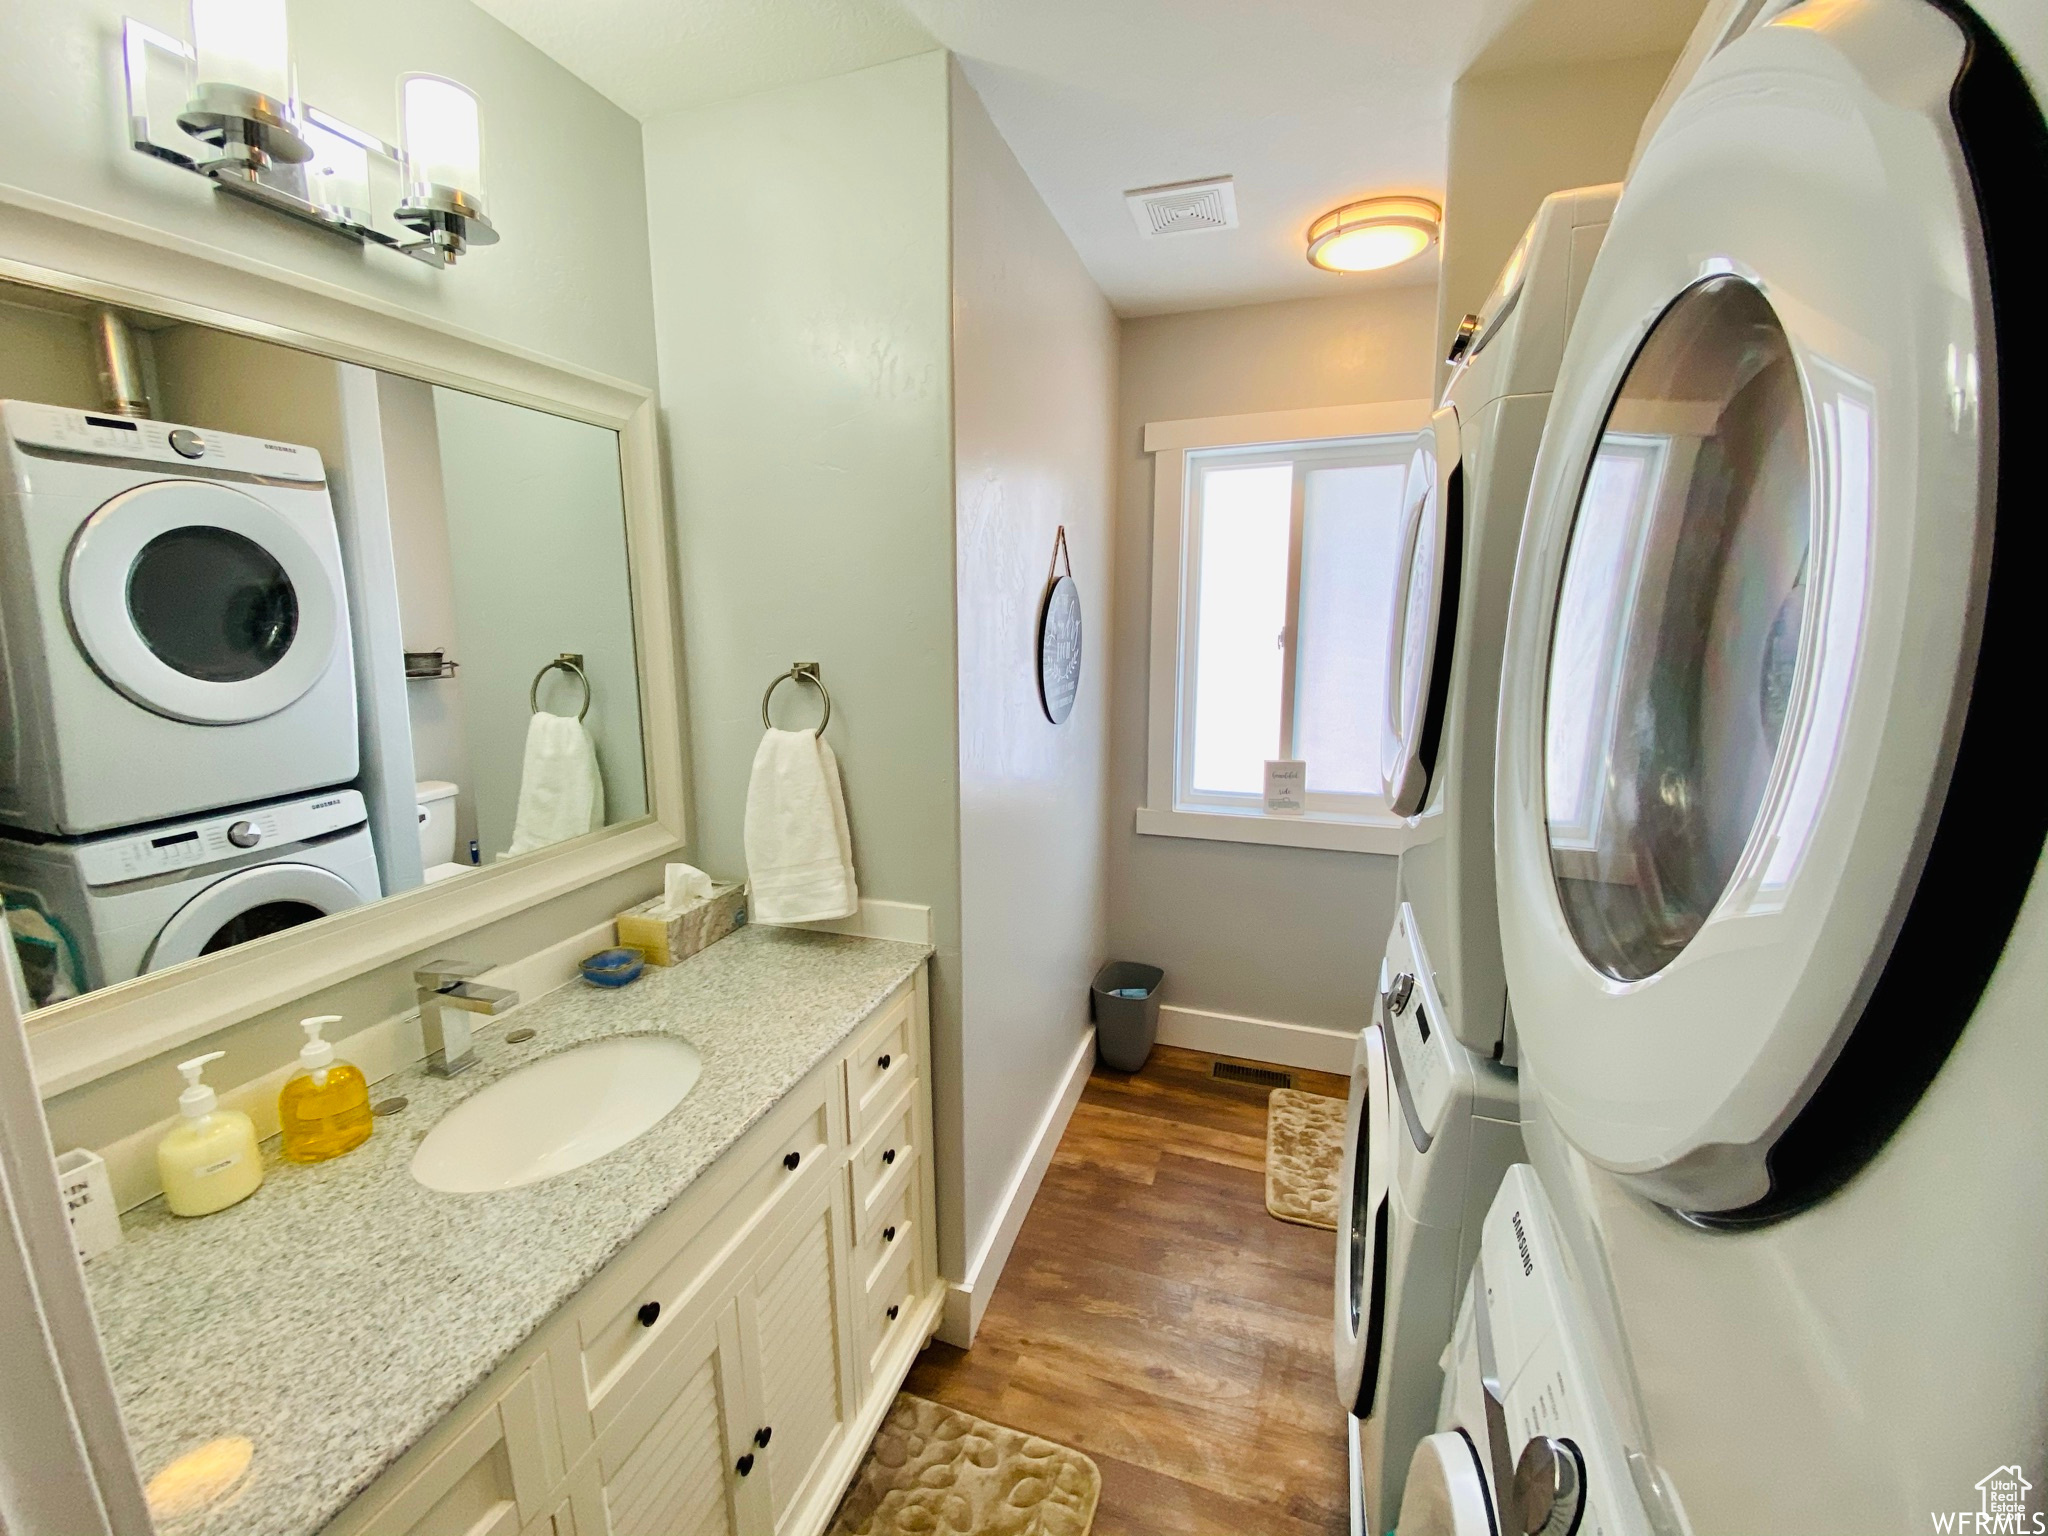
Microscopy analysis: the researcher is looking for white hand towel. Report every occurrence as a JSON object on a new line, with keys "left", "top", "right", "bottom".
{"left": 503, "top": 711, "right": 605, "bottom": 859}
{"left": 744, "top": 728, "right": 858, "bottom": 924}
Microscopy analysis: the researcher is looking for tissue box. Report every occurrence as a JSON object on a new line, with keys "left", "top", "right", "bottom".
{"left": 616, "top": 882, "right": 746, "bottom": 967}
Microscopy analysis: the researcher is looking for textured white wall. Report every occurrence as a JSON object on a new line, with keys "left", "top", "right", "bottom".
{"left": 948, "top": 62, "right": 1117, "bottom": 1273}
{"left": 1108, "top": 289, "right": 1438, "bottom": 1033}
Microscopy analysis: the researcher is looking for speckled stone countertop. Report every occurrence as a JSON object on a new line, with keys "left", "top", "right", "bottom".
{"left": 85, "top": 925, "right": 929, "bottom": 1536}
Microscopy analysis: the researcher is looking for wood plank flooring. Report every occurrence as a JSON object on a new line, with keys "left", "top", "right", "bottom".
{"left": 907, "top": 1045, "right": 1353, "bottom": 1536}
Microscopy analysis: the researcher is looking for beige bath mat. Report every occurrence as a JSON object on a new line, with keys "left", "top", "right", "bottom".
{"left": 828, "top": 1394, "right": 1100, "bottom": 1536}
{"left": 1266, "top": 1087, "right": 1346, "bottom": 1229}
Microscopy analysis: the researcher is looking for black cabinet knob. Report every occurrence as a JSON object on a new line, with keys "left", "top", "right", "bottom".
{"left": 882, "top": 1148, "right": 897, "bottom": 1166}
{"left": 754, "top": 1425, "right": 773, "bottom": 1448}
{"left": 877, "top": 1053, "right": 891, "bottom": 1070}
{"left": 886, "top": 1304, "right": 900, "bottom": 1321}
{"left": 735, "top": 1453, "right": 754, "bottom": 1477}
{"left": 783, "top": 1151, "right": 801, "bottom": 1171}
{"left": 883, "top": 1225, "right": 897, "bottom": 1243}
{"left": 636, "top": 1301, "right": 660, "bottom": 1327}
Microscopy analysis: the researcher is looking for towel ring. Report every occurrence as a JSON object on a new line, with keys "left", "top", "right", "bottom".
{"left": 530, "top": 653, "right": 591, "bottom": 721}
{"left": 761, "top": 662, "right": 830, "bottom": 733}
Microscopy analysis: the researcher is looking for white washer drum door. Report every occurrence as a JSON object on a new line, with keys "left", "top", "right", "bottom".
{"left": 1380, "top": 418, "right": 1460, "bottom": 815}
{"left": 1334, "top": 1022, "right": 1394, "bottom": 1413}
{"left": 145, "top": 863, "right": 365, "bottom": 972}
{"left": 1493, "top": 0, "right": 2048, "bottom": 1220}
{"left": 66, "top": 480, "right": 341, "bottom": 725}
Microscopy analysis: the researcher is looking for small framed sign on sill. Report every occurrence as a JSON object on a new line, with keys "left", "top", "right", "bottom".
{"left": 1263, "top": 760, "right": 1306, "bottom": 816}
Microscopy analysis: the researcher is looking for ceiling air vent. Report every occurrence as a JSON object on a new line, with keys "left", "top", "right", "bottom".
{"left": 1125, "top": 176, "right": 1238, "bottom": 238}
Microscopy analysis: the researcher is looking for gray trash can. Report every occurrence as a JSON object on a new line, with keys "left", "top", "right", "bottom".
{"left": 1091, "top": 961, "right": 1165, "bottom": 1073}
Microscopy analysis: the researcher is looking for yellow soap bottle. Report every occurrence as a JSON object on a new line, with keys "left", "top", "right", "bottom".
{"left": 277, "top": 1014, "right": 373, "bottom": 1164}
{"left": 157, "top": 1051, "right": 263, "bottom": 1217}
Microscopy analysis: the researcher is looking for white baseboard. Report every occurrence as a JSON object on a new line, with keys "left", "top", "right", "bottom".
{"left": 784, "top": 899, "right": 933, "bottom": 946}
{"left": 1157, "top": 1003, "right": 1355, "bottom": 1075}
{"left": 936, "top": 1025, "right": 1095, "bottom": 1348}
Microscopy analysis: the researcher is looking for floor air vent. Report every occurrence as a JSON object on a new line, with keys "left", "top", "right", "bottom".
{"left": 1213, "top": 1061, "right": 1292, "bottom": 1089}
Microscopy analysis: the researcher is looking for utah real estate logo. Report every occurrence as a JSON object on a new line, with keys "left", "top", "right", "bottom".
{"left": 1934, "top": 1466, "right": 2043, "bottom": 1533}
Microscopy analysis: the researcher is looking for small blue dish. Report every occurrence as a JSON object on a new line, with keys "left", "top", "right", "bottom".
{"left": 580, "top": 947, "right": 645, "bottom": 988}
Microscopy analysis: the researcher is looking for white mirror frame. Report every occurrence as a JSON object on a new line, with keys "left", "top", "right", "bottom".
{"left": 1, "top": 187, "right": 686, "bottom": 1097}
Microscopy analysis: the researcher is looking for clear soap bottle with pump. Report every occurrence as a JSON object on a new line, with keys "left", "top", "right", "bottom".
{"left": 277, "top": 1014, "right": 373, "bottom": 1164}
{"left": 156, "top": 1051, "right": 263, "bottom": 1217}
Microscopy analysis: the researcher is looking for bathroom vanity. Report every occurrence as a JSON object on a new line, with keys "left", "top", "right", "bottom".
{"left": 85, "top": 926, "right": 939, "bottom": 1536}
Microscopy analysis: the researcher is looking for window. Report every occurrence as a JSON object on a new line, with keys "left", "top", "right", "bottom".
{"left": 1141, "top": 401, "right": 1432, "bottom": 853}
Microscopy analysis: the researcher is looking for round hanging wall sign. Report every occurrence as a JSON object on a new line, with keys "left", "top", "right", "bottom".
{"left": 1038, "top": 526, "right": 1083, "bottom": 725}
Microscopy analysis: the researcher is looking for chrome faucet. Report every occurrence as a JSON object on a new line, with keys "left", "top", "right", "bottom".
{"left": 415, "top": 959, "right": 519, "bottom": 1077}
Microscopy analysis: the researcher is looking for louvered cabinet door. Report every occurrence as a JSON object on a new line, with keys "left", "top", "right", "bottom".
{"left": 590, "top": 1299, "right": 761, "bottom": 1536}
{"left": 735, "top": 1176, "right": 858, "bottom": 1536}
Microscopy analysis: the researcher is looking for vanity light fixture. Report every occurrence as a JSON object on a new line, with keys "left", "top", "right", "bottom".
{"left": 1305, "top": 196, "right": 1442, "bottom": 273}
{"left": 122, "top": 14, "right": 498, "bottom": 268}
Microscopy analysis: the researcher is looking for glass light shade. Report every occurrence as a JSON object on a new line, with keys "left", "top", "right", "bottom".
{"left": 401, "top": 74, "right": 484, "bottom": 204}
{"left": 1307, "top": 197, "right": 1441, "bottom": 273}
{"left": 188, "top": 0, "right": 292, "bottom": 103}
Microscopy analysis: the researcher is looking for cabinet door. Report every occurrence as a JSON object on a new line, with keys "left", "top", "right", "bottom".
{"left": 591, "top": 1299, "right": 755, "bottom": 1536}
{"left": 339, "top": 1367, "right": 561, "bottom": 1536}
{"left": 735, "top": 1175, "right": 857, "bottom": 1536}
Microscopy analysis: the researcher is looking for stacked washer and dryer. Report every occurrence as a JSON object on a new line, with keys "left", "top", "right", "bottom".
{"left": 0, "top": 401, "right": 380, "bottom": 1005}
{"left": 1389, "top": 0, "right": 2048, "bottom": 1531}
{"left": 1336, "top": 181, "right": 1620, "bottom": 1534}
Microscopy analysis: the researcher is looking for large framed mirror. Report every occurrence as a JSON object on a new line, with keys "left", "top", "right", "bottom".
{"left": 0, "top": 220, "right": 684, "bottom": 1097}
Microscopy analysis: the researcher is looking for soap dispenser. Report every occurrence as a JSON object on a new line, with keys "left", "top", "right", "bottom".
{"left": 157, "top": 1052, "right": 263, "bottom": 1217}
{"left": 277, "top": 1015, "right": 373, "bottom": 1164}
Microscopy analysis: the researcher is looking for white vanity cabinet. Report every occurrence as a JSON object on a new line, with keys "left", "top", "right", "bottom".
{"left": 326, "top": 969, "right": 937, "bottom": 1536}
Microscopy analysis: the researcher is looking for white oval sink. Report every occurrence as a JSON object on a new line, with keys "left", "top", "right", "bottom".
{"left": 411, "top": 1035, "right": 702, "bottom": 1194}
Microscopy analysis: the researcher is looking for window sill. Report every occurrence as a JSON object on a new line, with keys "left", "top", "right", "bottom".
{"left": 1134, "top": 805, "right": 1408, "bottom": 855}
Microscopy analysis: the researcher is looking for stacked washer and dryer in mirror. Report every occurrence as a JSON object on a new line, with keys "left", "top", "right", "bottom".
{"left": 0, "top": 402, "right": 379, "bottom": 1004}
{"left": 1334, "top": 183, "right": 1619, "bottom": 1535}
{"left": 1401, "top": 0, "right": 2048, "bottom": 1530}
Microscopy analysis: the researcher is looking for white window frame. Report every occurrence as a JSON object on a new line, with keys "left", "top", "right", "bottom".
{"left": 1140, "top": 400, "right": 1432, "bottom": 855}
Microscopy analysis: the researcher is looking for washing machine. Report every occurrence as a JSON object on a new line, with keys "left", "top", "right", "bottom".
{"left": 1490, "top": 0, "right": 2048, "bottom": 1528}
{"left": 1396, "top": 1166, "right": 1653, "bottom": 1536}
{"left": 1335, "top": 183, "right": 1619, "bottom": 1535}
{"left": 0, "top": 400, "right": 359, "bottom": 836}
{"left": 0, "top": 788, "right": 380, "bottom": 1004}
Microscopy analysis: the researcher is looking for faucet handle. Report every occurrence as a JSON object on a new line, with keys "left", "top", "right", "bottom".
{"left": 416, "top": 957, "right": 491, "bottom": 989}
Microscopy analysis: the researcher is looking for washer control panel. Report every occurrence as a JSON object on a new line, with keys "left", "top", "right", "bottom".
{"left": 1, "top": 399, "right": 326, "bottom": 482}
{"left": 1381, "top": 902, "right": 1463, "bottom": 1148}
{"left": 77, "top": 790, "right": 366, "bottom": 887}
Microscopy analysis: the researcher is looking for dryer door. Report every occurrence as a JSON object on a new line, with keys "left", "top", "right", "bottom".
{"left": 65, "top": 480, "right": 342, "bottom": 725}
{"left": 144, "top": 862, "right": 365, "bottom": 972}
{"left": 1494, "top": 0, "right": 2046, "bottom": 1218}
{"left": 1334, "top": 1022, "right": 1394, "bottom": 1414}
{"left": 1380, "top": 416, "right": 1460, "bottom": 815}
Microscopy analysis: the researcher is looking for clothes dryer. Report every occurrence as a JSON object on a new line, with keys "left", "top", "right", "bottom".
{"left": 1336, "top": 184, "right": 1619, "bottom": 1534}
{"left": 0, "top": 401, "right": 359, "bottom": 835}
{"left": 1493, "top": 1, "right": 2048, "bottom": 1527}
{"left": 0, "top": 788, "right": 379, "bottom": 1004}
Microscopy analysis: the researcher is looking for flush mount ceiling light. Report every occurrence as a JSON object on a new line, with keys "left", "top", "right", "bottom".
{"left": 121, "top": 5, "right": 497, "bottom": 267}
{"left": 1306, "top": 196, "right": 1442, "bottom": 274}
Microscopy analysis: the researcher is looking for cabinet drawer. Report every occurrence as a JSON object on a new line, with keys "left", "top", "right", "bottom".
{"left": 845, "top": 990, "right": 916, "bottom": 1139}
{"left": 861, "top": 1240, "right": 921, "bottom": 1382}
{"left": 850, "top": 1083, "right": 918, "bottom": 1242}
{"left": 575, "top": 1089, "right": 830, "bottom": 1431}
{"left": 854, "top": 1171, "right": 915, "bottom": 1293}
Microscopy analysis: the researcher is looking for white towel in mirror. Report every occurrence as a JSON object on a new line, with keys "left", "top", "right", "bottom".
{"left": 744, "top": 728, "right": 858, "bottom": 924}
{"left": 504, "top": 711, "right": 605, "bottom": 859}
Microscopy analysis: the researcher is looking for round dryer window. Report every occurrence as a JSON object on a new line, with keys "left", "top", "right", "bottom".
{"left": 1542, "top": 276, "right": 1811, "bottom": 982}
{"left": 65, "top": 480, "right": 340, "bottom": 725}
{"left": 145, "top": 862, "right": 366, "bottom": 973}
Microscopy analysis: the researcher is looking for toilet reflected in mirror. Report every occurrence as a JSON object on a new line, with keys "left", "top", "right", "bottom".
{"left": 0, "top": 274, "right": 650, "bottom": 1010}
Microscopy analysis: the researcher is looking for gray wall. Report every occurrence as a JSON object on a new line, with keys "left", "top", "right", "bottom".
{"left": 1108, "top": 288, "right": 1439, "bottom": 1033}
{"left": 642, "top": 54, "right": 966, "bottom": 1256}
{"left": 1, "top": 0, "right": 657, "bottom": 389}
{"left": 948, "top": 63, "right": 1117, "bottom": 1273}
{"left": 432, "top": 387, "right": 647, "bottom": 860}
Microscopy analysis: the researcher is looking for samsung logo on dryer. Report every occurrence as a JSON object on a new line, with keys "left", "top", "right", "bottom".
{"left": 1512, "top": 1211, "right": 1534, "bottom": 1277}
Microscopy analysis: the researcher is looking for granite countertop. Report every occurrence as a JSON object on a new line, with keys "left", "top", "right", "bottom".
{"left": 85, "top": 924, "right": 930, "bottom": 1536}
